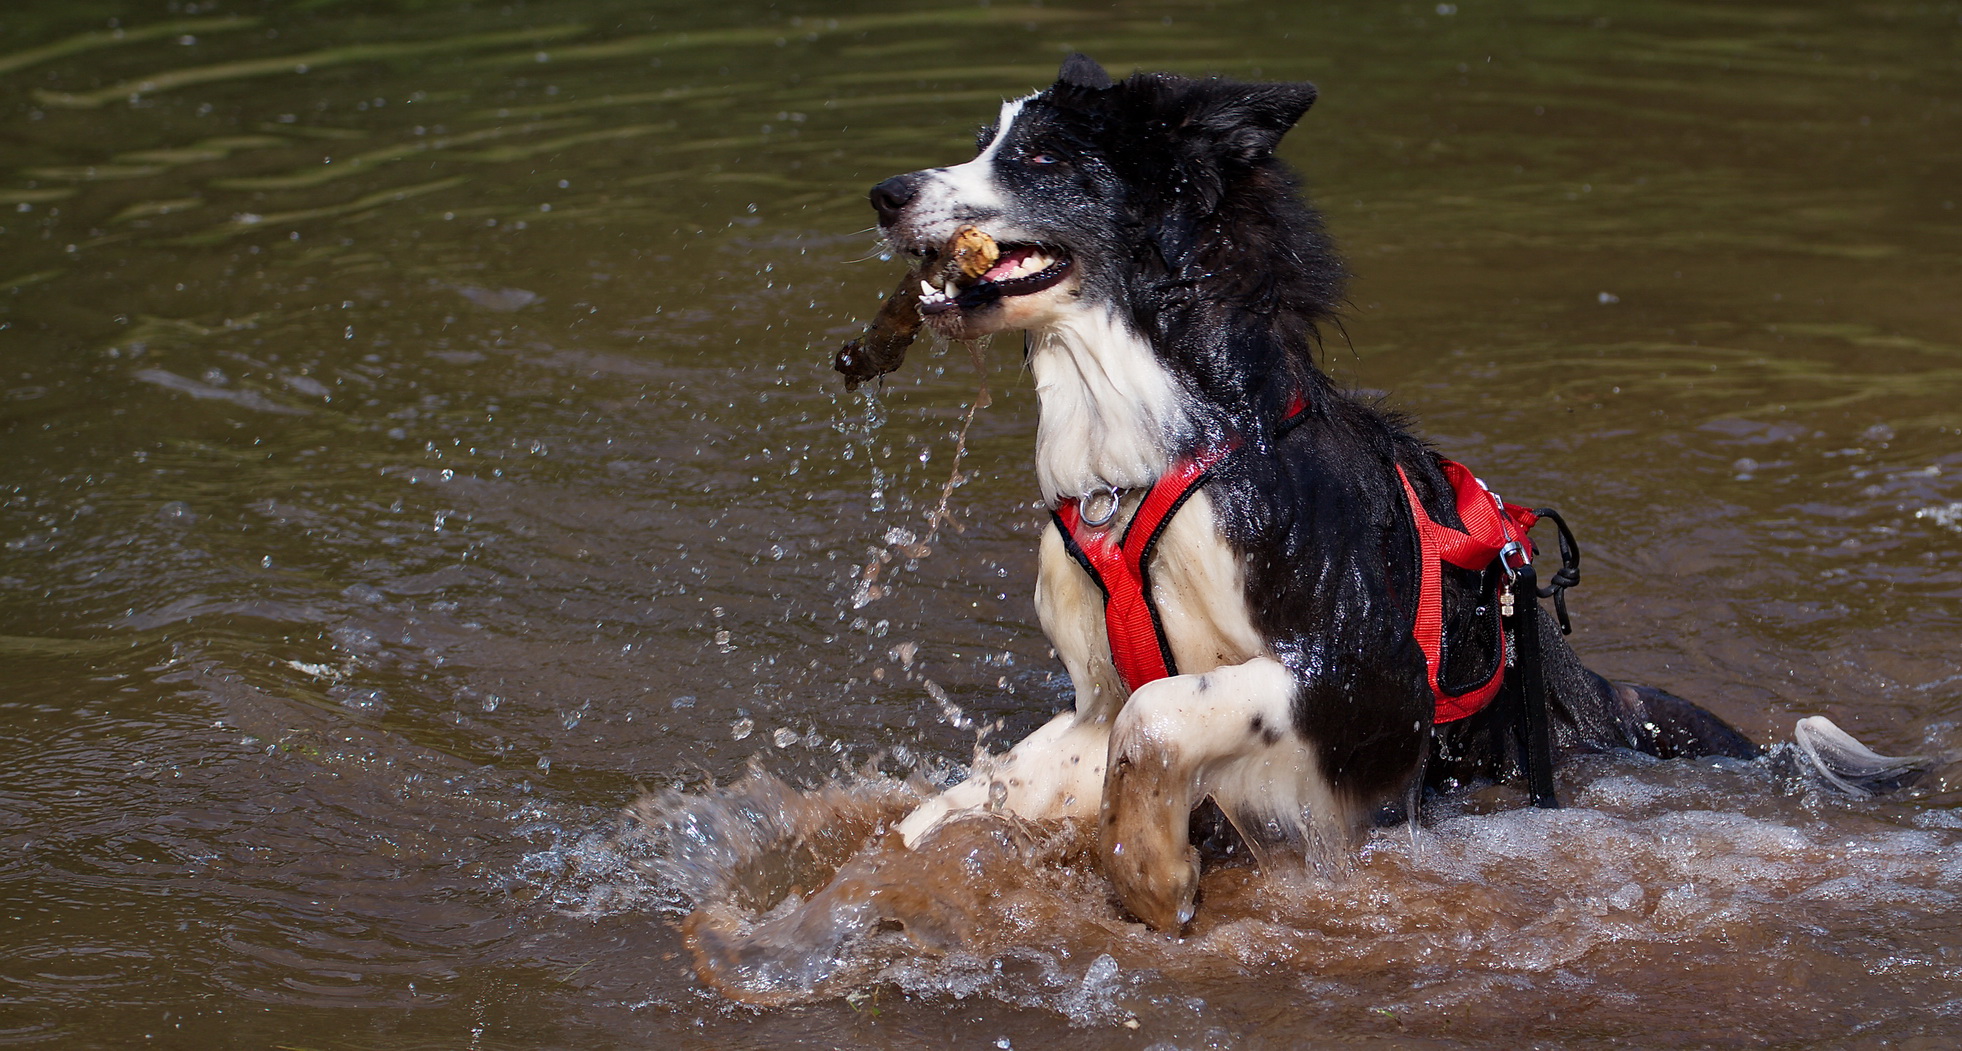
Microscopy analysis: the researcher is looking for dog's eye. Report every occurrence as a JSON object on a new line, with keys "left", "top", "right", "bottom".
{"left": 1025, "top": 151, "right": 1061, "bottom": 166}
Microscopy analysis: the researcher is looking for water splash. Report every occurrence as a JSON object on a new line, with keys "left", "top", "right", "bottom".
{"left": 540, "top": 755, "right": 1962, "bottom": 1036}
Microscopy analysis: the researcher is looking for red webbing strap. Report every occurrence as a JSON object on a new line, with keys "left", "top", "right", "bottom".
{"left": 1281, "top": 390, "right": 1309, "bottom": 425}
{"left": 1054, "top": 395, "right": 1309, "bottom": 696}
{"left": 1055, "top": 441, "right": 1238, "bottom": 694}
{"left": 1396, "top": 459, "right": 1539, "bottom": 723}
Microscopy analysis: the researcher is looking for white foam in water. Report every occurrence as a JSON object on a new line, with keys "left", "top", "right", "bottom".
{"left": 1916, "top": 500, "right": 1962, "bottom": 530}
{"left": 510, "top": 802, "right": 689, "bottom": 917}
{"left": 879, "top": 946, "right": 1140, "bottom": 1028}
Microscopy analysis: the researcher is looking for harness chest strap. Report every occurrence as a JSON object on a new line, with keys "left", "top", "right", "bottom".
{"left": 1054, "top": 402, "right": 1537, "bottom": 726}
{"left": 1053, "top": 440, "right": 1239, "bottom": 695}
{"left": 1053, "top": 396, "right": 1305, "bottom": 696}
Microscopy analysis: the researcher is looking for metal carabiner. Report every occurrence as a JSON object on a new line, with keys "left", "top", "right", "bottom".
{"left": 1498, "top": 539, "right": 1527, "bottom": 581}
{"left": 1080, "top": 485, "right": 1123, "bottom": 527}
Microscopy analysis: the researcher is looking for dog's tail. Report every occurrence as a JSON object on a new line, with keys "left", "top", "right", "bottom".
{"left": 1791, "top": 716, "right": 1931, "bottom": 796}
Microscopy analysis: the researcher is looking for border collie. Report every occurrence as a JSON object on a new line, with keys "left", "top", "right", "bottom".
{"left": 851, "top": 54, "right": 1923, "bottom": 932}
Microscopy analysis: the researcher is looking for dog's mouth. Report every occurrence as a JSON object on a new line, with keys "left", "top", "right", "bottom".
{"left": 915, "top": 242, "right": 1073, "bottom": 316}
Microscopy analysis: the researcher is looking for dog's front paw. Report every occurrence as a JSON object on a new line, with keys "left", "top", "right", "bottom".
{"left": 1098, "top": 747, "right": 1200, "bottom": 932}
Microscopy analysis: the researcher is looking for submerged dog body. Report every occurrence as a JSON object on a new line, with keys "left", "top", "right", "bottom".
{"left": 867, "top": 55, "right": 1920, "bottom": 930}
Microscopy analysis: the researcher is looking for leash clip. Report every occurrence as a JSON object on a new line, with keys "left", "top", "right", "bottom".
{"left": 1497, "top": 540, "right": 1527, "bottom": 581}
{"left": 1080, "top": 485, "right": 1123, "bottom": 527}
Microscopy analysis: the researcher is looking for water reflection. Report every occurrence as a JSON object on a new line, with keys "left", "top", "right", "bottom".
{"left": 2, "top": 0, "right": 1959, "bottom": 1047}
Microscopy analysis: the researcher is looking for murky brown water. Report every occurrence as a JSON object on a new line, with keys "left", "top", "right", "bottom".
{"left": 3, "top": 1, "right": 1960, "bottom": 1047}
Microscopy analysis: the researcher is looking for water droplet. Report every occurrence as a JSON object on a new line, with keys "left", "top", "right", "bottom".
{"left": 340, "top": 688, "right": 387, "bottom": 714}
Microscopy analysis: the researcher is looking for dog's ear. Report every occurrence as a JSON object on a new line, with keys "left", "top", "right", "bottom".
{"left": 1185, "top": 80, "right": 1318, "bottom": 166}
{"left": 1055, "top": 52, "right": 1114, "bottom": 91}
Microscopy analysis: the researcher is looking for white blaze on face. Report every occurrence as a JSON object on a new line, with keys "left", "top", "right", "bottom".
{"left": 912, "top": 95, "right": 1033, "bottom": 221}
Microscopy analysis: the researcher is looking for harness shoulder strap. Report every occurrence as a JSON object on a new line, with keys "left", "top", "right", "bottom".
{"left": 1054, "top": 441, "right": 1238, "bottom": 694}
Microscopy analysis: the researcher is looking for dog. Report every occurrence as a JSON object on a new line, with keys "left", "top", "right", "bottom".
{"left": 855, "top": 54, "right": 1924, "bottom": 932}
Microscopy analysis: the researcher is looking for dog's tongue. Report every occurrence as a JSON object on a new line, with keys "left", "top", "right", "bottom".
{"left": 980, "top": 247, "right": 1037, "bottom": 283}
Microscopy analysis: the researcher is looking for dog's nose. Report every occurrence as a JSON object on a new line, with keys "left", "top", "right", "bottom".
{"left": 868, "top": 173, "right": 924, "bottom": 226}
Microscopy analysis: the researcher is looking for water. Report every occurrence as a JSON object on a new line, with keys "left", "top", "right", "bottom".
{"left": 2, "top": 1, "right": 1959, "bottom": 1046}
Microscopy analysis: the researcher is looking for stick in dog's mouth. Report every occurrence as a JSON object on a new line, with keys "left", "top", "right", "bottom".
{"left": 833, "top": 275, "right": 923, "bottom": 390}
{"left": 917, "top": 232, "right": 1072, "bottom": 316}
{"left": 832, "top": 226, "right": 1071, "bottom": 388}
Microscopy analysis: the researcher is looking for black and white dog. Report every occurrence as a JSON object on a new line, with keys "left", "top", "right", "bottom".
{"left": 866, "top": 55, "right": 1921, "bottom": 931}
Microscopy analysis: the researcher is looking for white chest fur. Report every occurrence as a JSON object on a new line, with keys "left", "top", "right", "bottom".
{"left": 1025, "top": 308, "right": 1186, "bottom": 505}
{"left": 1142, "top": 489, "right": 1267, "bottom": 675}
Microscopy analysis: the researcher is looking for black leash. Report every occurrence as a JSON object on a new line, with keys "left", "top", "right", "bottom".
{"left": 1502, "top": 508, "right": 1581, "bottom": 809}
{"left": 1533, "top": 506, "right": 1582, "bottom": 636}
{"left": 1508, "top": 562, "right": 1560, "bottom": 809}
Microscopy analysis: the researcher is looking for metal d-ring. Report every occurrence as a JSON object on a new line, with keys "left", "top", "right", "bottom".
{"left": 1080, "top": 485, "right": 1122, "bottom": 527}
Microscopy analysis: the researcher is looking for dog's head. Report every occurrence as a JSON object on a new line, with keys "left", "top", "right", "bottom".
{"left": 868, "top": 54, "right": 1321, "bottom": 342}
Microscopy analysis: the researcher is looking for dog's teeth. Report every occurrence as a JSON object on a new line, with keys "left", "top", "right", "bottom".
{"left": 1001, "top": 252, "right": 1045, "bottom": 281}
{"left": 920, "top": 279, "right": 937, "bottom": 297}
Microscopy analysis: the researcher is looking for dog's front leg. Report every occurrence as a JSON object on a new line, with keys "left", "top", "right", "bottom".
{"left": 1099, "top": 656, "right": 1338, "bottom": 932}
{"left": 895, "top": 521, "right": 1126, "bottom": 846}
{"left": 893, "top": 708, "right": 1110, "bottom": 845}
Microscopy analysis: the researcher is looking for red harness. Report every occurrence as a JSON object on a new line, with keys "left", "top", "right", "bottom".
{"left": 1394, "top": 460, "right": 1540, "bottom": 722}
{"left": 1053, "top": 439, "right": 1240, "bottom": 695}
{"left": 1053, "top": 407, "right": 1537, "bottom": 725}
